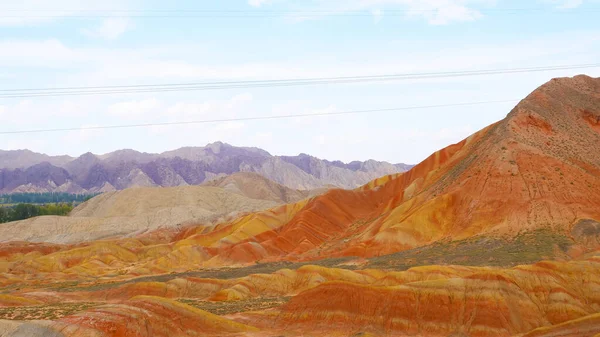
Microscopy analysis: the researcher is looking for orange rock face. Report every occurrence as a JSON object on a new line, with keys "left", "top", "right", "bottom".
{"left": 1, "top": 257, "right": 598, "bottom": 336}
{"left": 273, "top": 258, "right": 600, "bottom": 336}
{"left": 53, "top": 296, "right": 259, "bottom": 336}
{"left": 522, "top": 313, "right": 600, "bottom": 337}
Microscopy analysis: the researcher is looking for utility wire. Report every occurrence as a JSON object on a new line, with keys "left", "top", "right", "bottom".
{"left": 0, "top": 99, "right": 518, "bottom": 135}
{"left": 1, "top": 63, "right": 598, "bottom": 99}
{"left": 0, "top": 8, "right": 586, "bottom": 12}
{"left": 196, "top": 8, "right": 592, "bottom": 12}
{"left": 1, "top": 14, "right": 597, "bottom": 18}
{"left": 0, "top": 8, "right": 597, "bottom": 17}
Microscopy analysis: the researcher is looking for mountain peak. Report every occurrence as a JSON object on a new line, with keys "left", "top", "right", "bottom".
{"left": 495, "top": 75, "right": 600, "bottom": 168}
{"left": 0, "top": 149, "right": 74, "bottom": 170}
{"left": 207, "top": 141, "right": 226, "bottom": 146}
{"left": 206, "top": 141, "right": 228, "bottom": 154}
{"left": 75, "top": 152, "right": 99, "bottom": 164}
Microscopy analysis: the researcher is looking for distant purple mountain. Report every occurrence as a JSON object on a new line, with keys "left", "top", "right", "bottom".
{"left": 0, "top": 142, "right": 413, "bottom": 193}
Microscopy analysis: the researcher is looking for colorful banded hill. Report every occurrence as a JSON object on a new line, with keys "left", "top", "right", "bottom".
{"left": 0, "top": 75, "right": 599, "bottom": 336}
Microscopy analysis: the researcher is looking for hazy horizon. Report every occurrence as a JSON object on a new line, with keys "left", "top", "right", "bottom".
{"left": 1, "top": 0, "right": 599, "bottom": 164}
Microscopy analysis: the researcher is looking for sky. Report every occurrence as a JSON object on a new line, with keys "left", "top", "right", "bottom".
{"left": 0, "top": 0, "right": 599, "bottom": 165}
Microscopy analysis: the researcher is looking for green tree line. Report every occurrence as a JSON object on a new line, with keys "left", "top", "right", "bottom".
{"left": 0, "top": 192, "right": 99, "bottom": 205}
{"left": 0, "top": 203, "right": 74, "bottom": 224}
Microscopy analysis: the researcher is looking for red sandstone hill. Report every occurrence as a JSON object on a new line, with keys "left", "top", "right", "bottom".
{"left": 165, "top": 75, "right": 600, "bottom": 266}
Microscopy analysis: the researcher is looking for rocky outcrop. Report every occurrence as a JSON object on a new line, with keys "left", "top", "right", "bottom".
{"left": 0, "top": 163, "right": 75, "bottom": 193}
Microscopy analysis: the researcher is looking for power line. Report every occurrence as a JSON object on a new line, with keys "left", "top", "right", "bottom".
{"left": 0, "top": 8, "right": 585, "bottom": 12}
{"left": 0, "top": 99, "right": 518, "bottom": 135}
{"left": 1, "top": 14, "right": 597, "bottom": 18}
{"left": 0, "top": 8, "right": 597, "bottom": 18}
{"left": 1, "top": 63, "right": 598, "bottom": 99}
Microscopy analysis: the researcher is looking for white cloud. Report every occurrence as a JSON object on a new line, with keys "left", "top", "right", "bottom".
{"left": 163, "top": 94, "right": 253, "bottom": 119}
{"left": 54, "top": 101, "right": 89, "bottom": 117}
{"left": 313, "top": 133, "right": 367, "bottom": 146}
{"left": 345, "top": 0, "right": 486, "bottom": 25}
{"left": 0, "top": 99, "right": 101, "bottom": 150}
{"left": 372, "top": 8, "right": 384, "bottom": 22}
{"left": 400, "top": 125, "right": 475, "bottom": 145}
{"left": 409, "top": 2, "right": 482, "bottom": 25}
{"left": 82, "top": 17, "right": 134, "bottom": 40}
{"left": 214, "top": 121, "right": 246, "bottom": 131}
{"left": 1, "top": 100, "right": 36, "bottom": 125}
{"left": 230, "top": 93, "right": 254, "bottom": 104}
{"left": 248, "top": 0, "right": 272, "bottom": 7}
{"left": 0, "top": 98, "right": 106, "bottom": 138}
{"left": 107, "top": 98, "right": 162, "bottom": 119}
{"left": 0, "top": 0, "right": 132, "bottom": 26}
{"left": 2, "top": 137, "right": 48, "bottom": 152}
{"left": 292, "top": 105, "right": 338, "bottom": 125}
{"left": 253, "top": 132, "right": 273, "bottom": 143}
{"left": 314, "top": 135, "right": 326, "bottom": 145}
{"left": 0, "top": 38, "right": 149, "bottom": 69}
{"left": 146, "top": 94, "right": 255, "bottom": 136}
{"left": 0, "top": 39, "right": 77, "bottom": 67}
{"left": 62, "top": 124, "right": 104, "bottom": 144}
{"left": 166, "top": 102, "right": 212, "bottom": 117}
{"left": 270, "top": 0, "right": 489, "bottom": 25}
{"left": 542, "top": 0, "right": 584, "bottom": 8}
{"left": 2, "top": 29, "right": 598, "bottom": 86}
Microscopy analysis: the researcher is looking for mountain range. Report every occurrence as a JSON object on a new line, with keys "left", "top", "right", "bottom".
{"left": 0, "top": 143, "right": 412, "bottom": 193}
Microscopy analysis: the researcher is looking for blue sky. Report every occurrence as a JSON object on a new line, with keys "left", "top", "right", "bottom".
{"left": 0, "top": 0, "right": 599, "bottom": 164}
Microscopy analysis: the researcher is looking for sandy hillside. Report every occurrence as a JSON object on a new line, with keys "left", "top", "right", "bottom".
{"left": 201, "top": 172, "right": 327, "bottom": 203}
{"left": 0, "top": 185, "right": 281, "bottom": 244}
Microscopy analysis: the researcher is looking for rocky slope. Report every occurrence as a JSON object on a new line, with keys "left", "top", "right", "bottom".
{"left": 0, "top": 75, "right": 599, "bottom": 336}
{"left": 0, "top": 186, "right": 278, "bottom": 244}
{"left": 0, "top": 173, "right": 322, "bottom": 244}
{"left": 200, "top": 171, "right": 326, "bottom": 203}
{"left": 0, "top": 144, "right": 412, "bottom": 193}
{"left": 0, "top": 256, "right": 598, "bottom": 336}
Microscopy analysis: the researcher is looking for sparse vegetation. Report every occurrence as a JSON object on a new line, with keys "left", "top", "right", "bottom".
{"left": 0, "top": 302, "right": 98, "bottom": 320}
{"left": 178, "top": 297, "right": 291, "bottom": 315}
{"left": 50, "top": 229, "right": 572, "bottom": 295}
{"left": 0, "top": 203, "right": 74, "bottom": 224}
{"left": 52, "top": 257, "right": 355, "bottom": 293}
{"left": 366, "top": 228, "right": 572, "bottom": 270}
{"left": 0, "top": 192, "right": 99, "bottom": 205}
